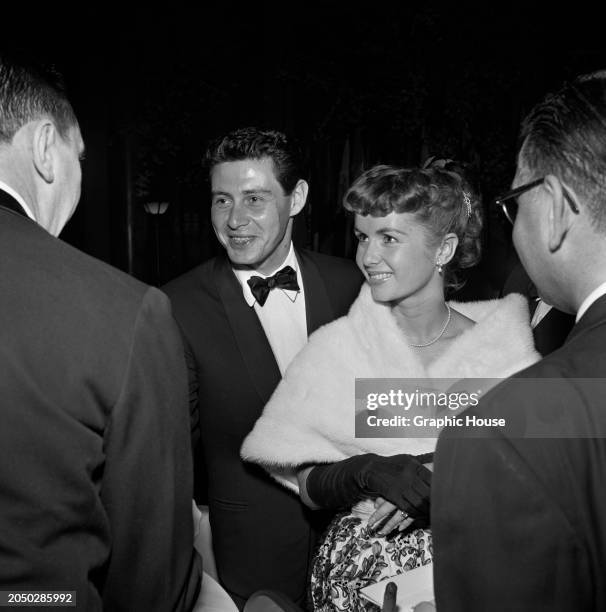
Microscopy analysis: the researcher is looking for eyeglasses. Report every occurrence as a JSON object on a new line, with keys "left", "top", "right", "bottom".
{"left": 494, "top": 177, "right": 580, "bottom": 224}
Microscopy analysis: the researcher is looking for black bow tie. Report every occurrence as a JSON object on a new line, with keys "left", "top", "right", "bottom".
{"left": 247, "top": 266, "right": 299, "bottom": 306}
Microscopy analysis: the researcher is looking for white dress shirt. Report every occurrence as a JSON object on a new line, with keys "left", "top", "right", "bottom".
{"left": 233, "top": 244, "right": 307, "bottom": 375}
{"left": 531, "top": 298, "right": 553, "bottom": 328}
{"left": 0, "top": 180, "right": 36, "bottom": 221}
{"left": 576, "top": 281, "right": 606, "bottom": 323}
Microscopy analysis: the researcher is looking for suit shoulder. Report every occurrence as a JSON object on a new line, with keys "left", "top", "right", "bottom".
{"left": 508, "top": 334, "right": 593, "bottom": 381}
{"left": 160, "top": 258, "right": 226, "bottom": 329}
{"left": 58, "top": 241, "right": 153, "bottom": 310}
{"left": 458, "top": 340, "right": 606, "bottom": 445}
{"left": 475, "top": 355, "right": 564, "bottom": 413}
{"left": 2, "top": 215, "right": 150, "bottom": 305}
{"left": 300, "top": 249, "right": 362, "bottom": 282}
{"left": 0, "top": 220, "right": 172, "bottom": 363}
{"left": 162, "top": 258, "right": 217, "bottom": 297}
{"left": 72, "top": 246, "right": 148, "bottom": 296}
{"left": 302, "top": 248, "right": 357, "bottom": 269}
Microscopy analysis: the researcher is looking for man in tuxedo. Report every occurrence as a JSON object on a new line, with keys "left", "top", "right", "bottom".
{"left": 163, "top": 127, "right": 363, "bottom": 609}
{"left": 433, "top": 71, "right": 606, "bottom": 610}
{"left": 0, "top": 54, "right": 200, "bottom": 609}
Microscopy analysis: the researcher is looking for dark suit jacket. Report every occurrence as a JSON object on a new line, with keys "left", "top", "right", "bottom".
{"left": 432, "top": 294, "right": 606, "bottom": 611}
{"left": 163, "top": 250, "right": 362, "bottom": 608}
{"left": 0, "top": 191, "right": 200, "bottom": 611}
{"left": 502, "top": 261, "right": 575, "bottom": 356}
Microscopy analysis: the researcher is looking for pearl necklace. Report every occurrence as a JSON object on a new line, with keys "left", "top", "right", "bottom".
{"left": 406, "top": 304, "right": 452, "bottom": 348}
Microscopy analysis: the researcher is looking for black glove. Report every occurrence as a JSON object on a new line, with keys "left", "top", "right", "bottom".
{"left": 305, "top": 453, "right": 432, "bottom": 518}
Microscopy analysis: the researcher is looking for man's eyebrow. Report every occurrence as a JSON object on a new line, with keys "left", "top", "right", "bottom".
{"left": 242, "top": 189, "right": 273, "bottom": 195}
{"left": 211, "top": 188, "right": 273, "bottom": 197}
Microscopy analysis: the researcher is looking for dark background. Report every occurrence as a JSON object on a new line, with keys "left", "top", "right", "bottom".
{"left": 6, "top": 3, "right": 605, "bottom": 297}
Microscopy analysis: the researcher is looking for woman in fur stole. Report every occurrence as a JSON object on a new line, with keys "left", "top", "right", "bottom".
{"left": 242, "top": 161, "right": 540, "bottom": 611}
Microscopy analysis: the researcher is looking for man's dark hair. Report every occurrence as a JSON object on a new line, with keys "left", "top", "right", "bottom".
{"left": 0, "top": 53, "right": 78, "bottom": 144}
{"left": 204, "top": 127, "right": 304, "bottom": 195}
{"left": 519, "top": 70, "right": 606, "bottom": 231}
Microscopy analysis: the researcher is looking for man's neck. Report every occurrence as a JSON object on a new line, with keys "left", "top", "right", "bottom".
{"left": 233, "top": 242, "right": 295, "bottom": 278}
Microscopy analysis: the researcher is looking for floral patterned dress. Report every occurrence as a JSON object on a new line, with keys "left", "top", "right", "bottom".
{"left": 310, "top": 504, "right": 432, "bottom": 612}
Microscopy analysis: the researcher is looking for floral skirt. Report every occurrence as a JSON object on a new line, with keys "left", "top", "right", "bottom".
{"left": 310, "top": 512, "right": 433, "bottom": 612}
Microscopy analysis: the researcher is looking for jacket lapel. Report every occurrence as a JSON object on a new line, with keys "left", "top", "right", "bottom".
{"left": 297, "top": 249, "right": 335, "bottom": 335}
{"left": 214, "top": 255, "right": 281, "bottom": 404}
{"left": 0, "top": 189, "right": 29, "bottom": 218}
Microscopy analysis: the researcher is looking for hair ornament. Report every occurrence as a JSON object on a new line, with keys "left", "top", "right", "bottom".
{"left": 463, "top": 191, "right": 472, "bottom": 218}
{"left": 423, "top": 156, "right": 454, "bottom": 169}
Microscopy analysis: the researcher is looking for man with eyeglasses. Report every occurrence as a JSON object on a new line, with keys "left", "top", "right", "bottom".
{"left": 432, "top": 71, "right": 606, "bottom": 611}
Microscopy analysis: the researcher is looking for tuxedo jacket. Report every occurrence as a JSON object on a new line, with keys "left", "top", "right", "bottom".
{"left": 502, "top": 261, "right": 575, "bottom": 356}
{"left": 163, "top": 250, "right": 362, "bottom": 608}
{"left": 0, "top": 192, "right": 200, "bottom": 611}
{"left": 432, "top": 294, "right": 606, "bottom": 611}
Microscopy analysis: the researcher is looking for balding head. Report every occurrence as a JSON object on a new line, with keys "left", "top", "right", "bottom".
{"left": 512, "top": 71, "right": 606, "bottom": 314}
{"left": 0, "top": 53, "right": 83, "bottom": 235}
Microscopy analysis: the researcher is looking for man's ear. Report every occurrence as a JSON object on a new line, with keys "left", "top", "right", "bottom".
{"left": 32, "top": 121, "right": 57, "bottom": 184}
{"left": 437, "top": 232, "right": 459, "bottom": 266}
{"left": 289, "top": 179, "right": 308, "bottom": 217}
{"left": 543, "top": 174, "right": 575, "bottom": 252}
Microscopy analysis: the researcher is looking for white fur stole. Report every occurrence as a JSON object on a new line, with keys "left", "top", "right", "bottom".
{"left": 241, "top": 285, "right": 540, "bottom": 492}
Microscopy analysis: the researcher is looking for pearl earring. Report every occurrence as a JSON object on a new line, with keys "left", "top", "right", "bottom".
{"left": 436, "top": 262, "right": 444, "bottom": 274}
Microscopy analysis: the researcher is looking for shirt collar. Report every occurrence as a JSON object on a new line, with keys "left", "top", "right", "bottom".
{"left": 576, "top": 280, "right": 606, "bottom": 323}
{"left": 0, "top": 181, "right": 36, "bottom": 221}
{"left": 233, "top": 243, "right": 300, "bottom": 307}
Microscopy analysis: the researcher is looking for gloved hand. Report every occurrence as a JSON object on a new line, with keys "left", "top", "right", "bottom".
{"left": 304, "top": 453, "right": 431, "bottom": 518}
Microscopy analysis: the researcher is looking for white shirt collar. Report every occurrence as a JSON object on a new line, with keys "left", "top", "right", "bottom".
{"left": 576, "top": 280, "right": 606, "bottom": 323}
{"left": 531, "top": 298, "right": 553, "bottom": 328}
{"left": 0, "top": 181, "right": 36, "bottom": 221}
{"left": 233, "top": 243, "right": 300, "bottom": 307}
